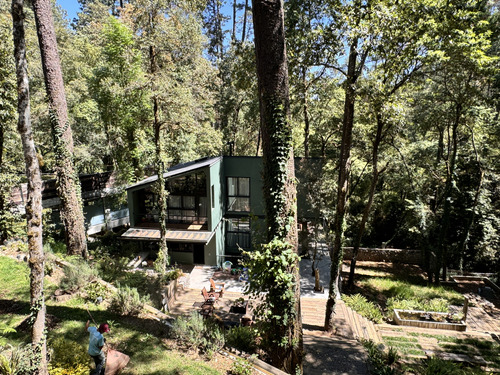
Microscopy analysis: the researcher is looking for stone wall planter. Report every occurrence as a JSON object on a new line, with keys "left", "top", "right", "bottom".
{"left": 393, "top": 309, "right": 466, "bottom": 331}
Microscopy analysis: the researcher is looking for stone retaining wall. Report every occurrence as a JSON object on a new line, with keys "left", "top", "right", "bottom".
{"left": 342, "top": 247, "right": 422, "bottom": 265}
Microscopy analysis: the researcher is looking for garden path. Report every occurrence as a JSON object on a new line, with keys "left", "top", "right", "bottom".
{"left": 169, "top": 263, "right": 500, "bottom": 373}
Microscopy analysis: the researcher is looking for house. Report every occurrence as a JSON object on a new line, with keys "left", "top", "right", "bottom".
{"left": 10, "top": 172, "right": 129, "bottom": 235}
{"left": 121, "top": 156, "right": 321, "bottom": 266}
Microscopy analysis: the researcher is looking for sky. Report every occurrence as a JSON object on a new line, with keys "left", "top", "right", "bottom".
{"left": 56, "top": 0, "right": 81, "bottom": 22}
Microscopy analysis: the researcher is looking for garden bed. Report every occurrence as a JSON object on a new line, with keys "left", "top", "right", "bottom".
{"left": 393, "top": 309, "right": 466, "bottom": 331}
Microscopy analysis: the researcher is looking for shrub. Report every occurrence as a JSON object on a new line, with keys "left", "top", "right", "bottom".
{"left": 0, "top": 344, "right": 37, "bottom": 375}
{"left": 48, "top": 338, "right": 90, "bottom": 375}
{"left": 84, "top": 282, "right": 108, "bottom": 303}
{"left": 225, "top": 326, "right": 258, "bottom": 354}
{"left": 171, "top": 312, "right": 225, "bottom": 356}
{"left": 109, "top": 284, "right": 149, "bottom": 316}
{"left": 387, "top": 296, "right": 449, "bottom": 314}
{"left": 344, "top": 294, "right": 384, "bottom": 323}
{"left": 230, "top": 357, "right": 253, "bottom": 375}
{"left": 419, "top": 357, "right": 466, "bottom": 375}
{"left": 162, "top": 268, "right": 183, "bottom": 284}
{"left": 361, "top": 339, "right": 398, "bottom": 375}
{"left": 59, "top": 262, "right": 98, "bottom": 293}
{"left": 96, "top": 256, "right": 130, "bottom": 283}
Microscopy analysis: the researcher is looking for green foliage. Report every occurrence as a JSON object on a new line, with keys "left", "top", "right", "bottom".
{"left": 109, "top": 284, "right": 149, "bottom": 316}
{"left": 154, "top": 245, "right": 170, "bottom": 275}
{"left": 360, "top": 278, "right": 463, "bottom": 316}
{"left": 343, "top": 294, "right": 384, "bottom": 323}
{"left": 243, "top": 238, "right": 300, "bottom": 362}
{"left": 170, "top": 312, "right": 225, "bottom": 357}
{"left": 230, "top": 357, "right": 253, "bottom": 375}
{"left": 0, "top": 256, "right": 29, "bottom": 300}
{"left": 96, "top": 255, "right": 129, "bottom": 283}
{"left": 59, "top": 262, "right": 98, "bottom": 293}
{"left": 418, "top": 358, "right": 466, "bottom": 375}
{"left": 0, "top": 344, "right": 37, "bottom": 375}
{"left": 361, "top": 339, "right": 399, "bottom": 375}
{"left": 243, "top": 239, "right": 299, "bottom": 323}
{"left": 224, "top": 326, "right": 258, "bottom": 354}
{"left": 161, "top": 268, "right": 183, "bottom": 284}
{"left": 48, "top": 338, "right": 90, "bottom": 375}
{"left": 83, "top": 282, "right": 108, "bottom": 303}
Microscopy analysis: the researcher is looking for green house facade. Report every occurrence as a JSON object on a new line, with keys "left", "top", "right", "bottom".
{"left": 122, "top": 156, "right": 319, "bottom": 266}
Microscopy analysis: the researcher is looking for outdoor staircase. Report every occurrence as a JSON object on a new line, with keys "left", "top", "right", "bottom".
{"left": 301, "top": 297, "right": 380, "bottom": 342}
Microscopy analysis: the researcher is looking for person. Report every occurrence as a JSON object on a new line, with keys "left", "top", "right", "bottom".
{"left": 85, "top": 320, "right": 110, "bottom": 375}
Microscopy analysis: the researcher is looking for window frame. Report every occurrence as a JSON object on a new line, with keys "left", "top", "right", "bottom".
{"left": 225, "top": 216, "right": 251, "bottom": 254}
{"left": 226, "top": 177, "right": 250, "bottom": 212}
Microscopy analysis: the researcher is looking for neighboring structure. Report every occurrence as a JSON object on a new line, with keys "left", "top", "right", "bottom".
{"left": 11, "top": 172, "right": 129, "bottom": 235}
{"left": 122, "top": 156, "right": 321, "bottom": 266}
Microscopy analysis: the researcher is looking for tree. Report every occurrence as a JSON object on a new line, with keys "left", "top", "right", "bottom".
{"left": 249, "top": 0, "right": 302, "bottom": 371}
{"left": 12, "top": 0, "right": 47, "bottom": 373}
{"left": 0, "top": 6, "right": 21, "bottom": 245}
{"left": 124, "top": 0, "right": 221, "bottom": 271}
{"left": 90, "top": 16, "right": 150, "bottom": 182}
{"left": 32, "top": 0, "right": 87, "bottom": 258}
{"left": 285, "top": 0, "right": 339, "bottom": 158}
{"left": 324, "top": 0, "right": 370, "bottom": 332}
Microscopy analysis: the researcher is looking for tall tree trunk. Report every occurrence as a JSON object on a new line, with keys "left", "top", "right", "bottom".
{"left": 459, "top": 126, "right": 484, "bottom": 272}
{"left": 241, "top": 0, "right": 248, "bottom": 42}
{"left": 0, "top": 121, "right": 6, "bottom": 245}
{"left": 302, "top": 66, "right": 310, "bottom": 158}
{"left": 253, "top": 0, "right": 302, "bottom": 371}
{"left": 12, "top": 1, "right": 47, "bottom": 373}
{"left": 232, "top": 0, "right": 237, "bottom": 42}
{"left": 458, "top": 169, "right": 483, "bottom": 272}
{"left": 324, "top": 39, "right": 359, "bottom": 332}
{"left": 32, "top": 0, "right": 87, "bottom": 258}
{"left": 150, "top": 44, "right": 169, "bottom": 271}
{"left": 435, "top": 103, "right": 461, "bottom": 283}
{"left": 347, "top": 112, "right": 385, "bottom": 289}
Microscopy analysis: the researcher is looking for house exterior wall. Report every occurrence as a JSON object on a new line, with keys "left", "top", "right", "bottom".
{"left": 124, "top": 156, "right": 322, "bottom": 266}
{"left": 207, "top": 159, "right": 224, "bottom": 231}
{"left": 205, "top": 233, "right": 217, "bottom": 265}
{"left": 222, "top": 156, "right": 264, "bottom": 216}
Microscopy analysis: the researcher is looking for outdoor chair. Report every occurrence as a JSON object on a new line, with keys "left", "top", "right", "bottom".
{"left": 209, "top": 278, "right": 225, "bottom": 297}
{"left": 201, "top": 286, "right": 221, "bottom": 303}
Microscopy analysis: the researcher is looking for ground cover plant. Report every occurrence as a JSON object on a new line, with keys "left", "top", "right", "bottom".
{"left": 346, "top": 263, "right": 464, "bottom": 320}
{"left": 0, "top": 254, "right": 234, "bottom": 374}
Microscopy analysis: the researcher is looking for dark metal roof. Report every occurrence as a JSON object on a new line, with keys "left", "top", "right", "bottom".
{"left": 121, "top": 227, "right": 215, "bottom": 244}
{"left": 126, "top": 156, "right": 222, "bottom": 190}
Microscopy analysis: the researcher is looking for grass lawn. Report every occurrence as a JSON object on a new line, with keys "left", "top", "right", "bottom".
{"left": 0, "top": 255, "right": 230, "bottom": 374}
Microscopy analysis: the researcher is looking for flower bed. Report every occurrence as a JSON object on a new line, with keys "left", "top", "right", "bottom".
{"left": 393, "top": 309, "right": 466, "bottom": 331}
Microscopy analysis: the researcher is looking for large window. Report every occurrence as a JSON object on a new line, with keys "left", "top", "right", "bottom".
{"left": 137, "top": 171, "right": 208, "bottom": 225}
{"left": 226, "top": 217, "right": 251, "bottom": 254}
{"left": 227, "top": 177, "right": 250, "bottom": 212}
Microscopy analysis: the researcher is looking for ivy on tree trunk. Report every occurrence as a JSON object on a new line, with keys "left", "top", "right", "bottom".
{"left": 252, "top": 0, "right": 303, "bottom": 371}
{"left": 32, "top": 0, "right": 87, "bottom": 258}
{"left": 12, "top": 0, "right": 47, "bottom": 372}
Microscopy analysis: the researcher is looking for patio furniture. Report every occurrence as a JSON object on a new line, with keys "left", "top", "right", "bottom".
{"left": 209, "top": 278, "right": 225, "bottom": 296}
{"left": 201, "top": 286, "right": 221, "bottom": 302}
{"left": 230, "top": 299, "right": 248, "bottom": 314}
{"left": 193, "top": 301, "right": 214, "bottom": 318}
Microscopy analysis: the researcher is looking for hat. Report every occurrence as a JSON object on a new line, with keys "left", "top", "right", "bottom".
{"left": 98, "top": 323, "right": 110, "bottom": 333}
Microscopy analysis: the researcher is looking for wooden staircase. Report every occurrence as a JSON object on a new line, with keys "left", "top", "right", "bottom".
{"left": 300, "top": 297, "right": 380, "bottom": 342}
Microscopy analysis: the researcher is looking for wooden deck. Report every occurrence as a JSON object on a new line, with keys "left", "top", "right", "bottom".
{"left": 169, "top": 288, "right": 380, "bottom": 343}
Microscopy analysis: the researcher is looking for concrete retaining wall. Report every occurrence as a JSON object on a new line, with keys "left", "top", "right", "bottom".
{"left": 343, "top": 247, "right": 422, "bottom": 265}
